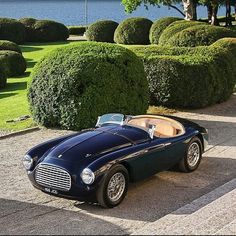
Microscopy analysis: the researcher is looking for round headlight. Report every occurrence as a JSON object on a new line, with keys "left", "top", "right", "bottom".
{"left": 81, "top": 168, "right": 95, "bottom": 185}
{"left": 22, "top": 154, "right": 33, "bottom": 170}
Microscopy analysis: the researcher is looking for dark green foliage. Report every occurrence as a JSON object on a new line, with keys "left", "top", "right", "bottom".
{"left": 159, "top": 20, "right": 204, "bottom": 46}
{"left": 149, "top": 17, "right": 182, "bottom": 44}
{"left": 0, "top": 68, "right": 7, "bottom": 89}
{"left": 114, "top": 17, "right": 153, "bottom": 45}
{"left": 85, "top": 20, "right": 118, "bottom": 43}
{"left": 167, "top": 24, "right": 236, "bottom": 47}
{"left": 29, "top": 42, "right": 148, "bottom": 130}
{"left": 0, "top": 18, "right": 26, "bottom": 44}
{"left": 19, "top": 18, "right": 69, "bottom": 42}
{"left": 129, "top": 38, "right": 236, "bottom": 108}
{"left": 68, "top": 26, "right": 87, "bottom": 35}
{"left": 0, "top": 50, "right": 26, "bottom": 77}
{"left": 0, "top": 40, "right": 21, "bottom": 53}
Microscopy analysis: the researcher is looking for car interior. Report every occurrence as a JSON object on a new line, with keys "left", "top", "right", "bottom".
{"left": 127, "top": 115, "right": 185, "bottom": 138}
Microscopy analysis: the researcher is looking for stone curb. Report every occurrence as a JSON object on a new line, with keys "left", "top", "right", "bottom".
{"left": 0, "top": 127, "right": 40, "bottom": 140}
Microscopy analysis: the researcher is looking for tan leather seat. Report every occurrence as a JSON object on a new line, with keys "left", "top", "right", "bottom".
{"left": 155, "top": 123, "right": 177, "bottom": 137}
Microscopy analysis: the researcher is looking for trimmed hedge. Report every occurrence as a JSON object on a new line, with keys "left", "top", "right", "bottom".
{"left": 129, "top": 38, "right": 236, "bottom": 108}
{"left": 166, "top": 24, "right": 236, "bottom": 47}
{"left": 29, "top": 42, "right": 148, "bottom": 130}
{"left": 19, "top": 18, "right": 69, "bottom": 42}
{"left": 0, "top": 68, "right": 7, "bottom": 89}
{"left": 114, "top": 17, "right": 153, "bottom": 45}
{"left": 68, "top": 26, "right": 87, "bottom": 35}
{"left": 0, "top": 18, "right": 26, "bottom": 44}
{"left": 159, "top": 20, "right": 204, "bottom": 46}
{"left": 0, "top": 50, "right": 26, "bottom": 77}
{"left": 86, "top": 20, "right": 119, "bottom": 43}
{"left": 149, "top": 17, "right": 182, "bottom": 44}
{"left": 0, "top": 40, "right": 21, "bottom": 53}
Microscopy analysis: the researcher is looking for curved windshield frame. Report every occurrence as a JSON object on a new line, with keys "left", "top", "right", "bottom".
{"left": 96, "top": 113, "right": 125, "bottom": 127}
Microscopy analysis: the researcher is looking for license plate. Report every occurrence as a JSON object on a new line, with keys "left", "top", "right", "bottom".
{"left": 44, "top": 187, "right": 58, "bottom": 195}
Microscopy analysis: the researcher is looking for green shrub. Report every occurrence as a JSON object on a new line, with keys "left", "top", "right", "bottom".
{"left": 68, "top": 26, "right": 87, "bottom": 35}
{"left": 28, "top": 42, "right": 148, "bottom": 130}
{"left": 0, "top": 68, "right": 7, "bottom": 89}
{"left": 167, "top": 24, "right": 236, "bottom": 47}
{"left": 0, "top": 40, "right": 21, "bottom": 53}
{"left": 85, "top": 20, "right": 119, "bottom": 43}
{"left": 19, "top": 18, "right": 69, "bottom": 42}
{"left": 159, "top": 20, "right": 204, "bottom": 46}
{"left": 129, "top": 38, "right": 236, "bottom": 108}
{"left": 114, "top": 17, "right": 153, "bottom": 45}
{"left": 0, "top": 18, "right": 26, "bottom": 44}
{"left": 0, "top": 50, "right": 26, "bottom": 77}
{"left": 149, "top": 17, "right": 182, "bottom": 44}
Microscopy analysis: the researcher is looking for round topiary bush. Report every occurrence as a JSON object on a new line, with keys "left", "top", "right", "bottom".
{"left": 19, "top": 18, "right": 69, "bottom": 42}
{"left": 0, "top": 18, "right": 26, "bottom": 44}
{"left": 166, "top": 24, "right": 236, "bottom": 47}
{"left": 0, "top": 40, "right": 21, "bottom": 53}
{"left": 0, "top": 68, "right": 7, "bottom": 89}
{"left": 85, "top": 20, "right": 119, "bottom": 43}
{"left": 159, "top": 20, "right": 204, "bottom": 46}
{"left": 114, "top": 17, "right": 153, "bottom": 45}
{"left": 149, "top": 17, "right": 182, "bottom": 44}
{"left": 28, "top": 42, "right": 149, "bottom": 130}
{"left": 0, "top": 50, "right": 26, "bottom": 77}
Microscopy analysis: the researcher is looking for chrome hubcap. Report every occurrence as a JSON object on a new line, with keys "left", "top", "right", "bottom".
{"left": 187, "top": 142, "right": 200, "bottom": 167}
{"left": 107, "top": 172, "right": 125, "bottom": 202}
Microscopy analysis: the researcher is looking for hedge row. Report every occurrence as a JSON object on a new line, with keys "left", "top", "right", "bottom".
{"left": 0, "top": 17, "right": 69, "bottom": 43}
{"left": 0, "top": 68, "right": 6, "bottom": 89}
{"left": 0, "top": 18, "right": 26, "bottom": 44}
{"left": 129, "top": 38, "right": 236, "bottom": 108}
{"left": 68, "top": 26, "right": 87, "bottom": 35}
{"left": 162, "top": 24, "right": 236, "bottom": 47}
{"left": 28, "top": 42, "right": 148, "bottom": 130}
{"left": 19, "top": 18, "right": 69, "bottom": 42}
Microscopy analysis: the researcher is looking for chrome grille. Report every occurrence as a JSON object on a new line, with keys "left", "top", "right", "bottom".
{"left": 35, "top": 164, "right": 71, "bottom": 191}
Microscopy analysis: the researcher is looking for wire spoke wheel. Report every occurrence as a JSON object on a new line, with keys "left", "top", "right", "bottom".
{"left": 187, "top": 142, "right": 200, "bottom": 168}
{"left": 107, "top": 172, "right": 126, "bottom": 203}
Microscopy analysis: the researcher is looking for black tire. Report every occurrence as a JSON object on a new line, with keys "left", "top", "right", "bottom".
{"left": 178, "top": 137, "right": 203, "bottom": 173}
{"left": 96, "top": 164, "right": 129, "bottom": 208}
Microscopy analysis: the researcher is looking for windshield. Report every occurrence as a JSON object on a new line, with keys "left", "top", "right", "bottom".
{"left": 96, "top": 113, "right": 125, "bottom": 127}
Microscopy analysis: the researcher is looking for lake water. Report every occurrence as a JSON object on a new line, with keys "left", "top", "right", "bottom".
{"left": 0, "top": 0, "right": 226, "bottom": 26}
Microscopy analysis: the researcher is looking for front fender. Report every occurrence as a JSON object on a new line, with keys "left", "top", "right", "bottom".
{"left": 26, "top": 133, "right": 77, "bottom": 160}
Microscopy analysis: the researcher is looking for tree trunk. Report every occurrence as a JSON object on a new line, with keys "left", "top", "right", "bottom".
{"left": 207, "top": 4, "right": 213, "bottom": 23}
{"left": 225, "top": 0, "right": 232, "bottom": 26}
{"left": 192, "top": 0, "right": 198, "bottom": 20}
{"left": 182, "top": 0, "right": 194, "bottom": 20}
{"left": 211, "top": 3, "right": 219, "bottom": 25}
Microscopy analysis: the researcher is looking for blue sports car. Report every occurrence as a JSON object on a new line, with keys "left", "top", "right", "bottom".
{"left": 23, "top": 113, "right": 208, "bottom": 208}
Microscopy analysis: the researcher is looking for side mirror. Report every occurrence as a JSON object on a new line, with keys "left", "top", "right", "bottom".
{"left": 148, "top": 124, "right": 156, "bottom": 139}
{"left": 95, "top": 116, "right": 101, "bottom": 127}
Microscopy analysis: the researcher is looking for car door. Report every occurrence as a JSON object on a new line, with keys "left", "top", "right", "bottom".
{"left": 126, "top": 138, "right": 172, "bottom": 181}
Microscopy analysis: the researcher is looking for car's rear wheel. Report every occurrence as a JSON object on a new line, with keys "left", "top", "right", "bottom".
{"left": 178, "top": 137, "right": 202, "bottom": 172}
{"left": 96, "top": 164, "right": 129, "bottom": 208}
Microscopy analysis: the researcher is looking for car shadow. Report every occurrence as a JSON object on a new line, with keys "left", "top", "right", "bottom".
{"left": 0, "top": 198, "right": 127, "bottom": 235}
{"left": 75, "top": 156, "right": 236, "bottom": 222}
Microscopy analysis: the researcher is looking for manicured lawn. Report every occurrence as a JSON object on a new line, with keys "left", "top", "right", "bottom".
{"left": 0, "top": 41, "right": 75, "bottom": 131}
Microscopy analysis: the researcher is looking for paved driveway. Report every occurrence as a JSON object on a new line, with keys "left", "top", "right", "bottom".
{"left": 0, "top": 94, "right": 236, "bottom": 235}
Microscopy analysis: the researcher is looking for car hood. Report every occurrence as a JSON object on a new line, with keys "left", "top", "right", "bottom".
{"left": 43, "top": 125, "right": 150, "bottom": 166}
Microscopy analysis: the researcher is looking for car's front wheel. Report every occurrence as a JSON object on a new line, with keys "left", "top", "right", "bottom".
{"left": 96, "top": 164, "right": 129, "bottom": 208}
{"left": 178, "top": 137, "right": 203, "bottom": 172}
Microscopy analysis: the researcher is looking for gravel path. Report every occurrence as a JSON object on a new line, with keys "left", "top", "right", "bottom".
{"left": 0, "top": 94, "right": 236, "bottom": 235}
